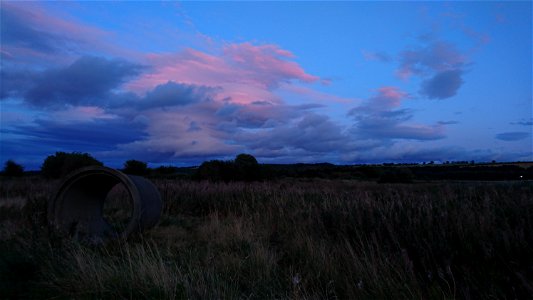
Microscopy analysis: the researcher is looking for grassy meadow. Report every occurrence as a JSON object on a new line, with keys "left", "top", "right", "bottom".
{"left": 1, "top": 176, "right": 532, "bottom": 299}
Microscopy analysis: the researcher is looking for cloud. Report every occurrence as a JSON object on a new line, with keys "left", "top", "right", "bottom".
{"left": 1, "top": 25, "right": 340, "bottom": 167}
{"left": 78, "top": 47, "right": 333, "bottom": 164}
{"left": 126, "top": 43, "right": 321, "bottom": 104}
{"left": 420, "top": 69, "right": 463, "bottom": 99}
{"left": 0, "top": 5, "right": 59, "bottom": 53}
{"left": 360, "top": 86, "right": 409, "bottom": 111}
{"left": 398, "top": 41, "right": 466, "bottom": 78}
{"left": 238, "top": 113, "right": 353, "bottom": 154}
{"left": 362, "top": 50, "right": 392, "bottom": 62}
{"left": 107, "top": 107, "right": 242, "bottom": 163}
{"left": 90, "top": 83, "right": 347, "bottom": 164}
{"left": 356, "top": 117, "right": 444, "bottom": 140}
{"left": 4, "top": 115, "right": 148, "bottom": 155}
{"left": 223, "top": 42, "right": 319, "bottom": 88}
{"left": 495, "top": 132, "right": 530, "bottom": 141}
{"left": 139, "top": 81, "right": 219, "bottom": 109}
{"left": 349, "top": 87, "right": 446, "bottom": 141}
{"left": 4, "top": 2, "right": 508, "bottom": 167}
{"left": 438, "top": 120, "right": 459, "bottom": 125}
{"left": 0, "top": 2, "right": 110, "bottom": 60}
{"left": 24, "top": 56, "right": 144, "bottom": 107}
{"left": 0, "top": 69, "right": 34, "bottom": 99}
{"left": 397, "top": 40, "right": 467, "bottom": 100}
{"left": 510, "top": 119, "right": 533, "bottom": 126}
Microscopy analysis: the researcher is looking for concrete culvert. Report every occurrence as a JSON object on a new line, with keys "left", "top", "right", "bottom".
{"left": 48, "top": 166, "right": 162, "bottom": 243}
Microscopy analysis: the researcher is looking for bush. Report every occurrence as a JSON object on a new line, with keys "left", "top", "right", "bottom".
{"left": 196, "top": 154, "right": 262, "bottom": 182}
{"left": 41, "top": 152, "right": 103, "bottom": 178}
{"left": 152, "top": 166, "right": 179, "bottom": 177}
{"left": 3, "top": 160, "right": 24, "bottom": 177}
{"left": 123, "top": 160, "right": 149, "bottom": 176}
{"left": 196, "top": 160, "right": 236, "bottom": 182}
{"left": 234, "top": 153, "right": 262, "bottom": 181}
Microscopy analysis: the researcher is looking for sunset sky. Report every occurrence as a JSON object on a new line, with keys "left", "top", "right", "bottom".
{"left": 1, "top": 1, "right": 531, "bottom": 169}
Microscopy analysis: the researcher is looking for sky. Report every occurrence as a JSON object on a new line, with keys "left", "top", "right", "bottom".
{"left": 1, "top": 1, "right": 531, "bottom": 170}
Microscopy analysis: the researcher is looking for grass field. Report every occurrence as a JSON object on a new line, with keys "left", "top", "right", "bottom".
{"left": 1, "top": 177, "right": 532, "bottom": 299}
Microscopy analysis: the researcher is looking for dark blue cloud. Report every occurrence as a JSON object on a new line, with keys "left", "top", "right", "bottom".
{"left": 25, "top": 56, "right": 144, "bottom": 107}
{"left": 495, "top": 132, "right": 530, "bottom": 141}
{"left": 1, "top": 116, "right": 149, "bottom": 169}
{"left": 251, "top": 100, "right": 273, "bottom": 106}
{"left": 438, "top": 120, "right": 459, "bottom": 125}
{"left": 510, "top": 119, "right": 533, "bottom": 126}
{"left": 139, "top": 81, "right": 219, "bottom": 109}
{"left": 421, "top": 69, "right": 463, "bottom": 99}
{"left": 187, "top": 121, "right": 202, "bottom": 132}
{"left": 238, "top": 113, "right": 353, "bottom": 154}
{"left": 396, "top": 40, "right": 467, "bottom": 100}
{"left": 5, "top": 117, "right": 147, "bottom": 152}
{"left": 349, "top": 89, "right": 445, "bottom": 141}
{"left": 355, "top": 118, "right": 444, "bottom": 140}
{"left": 0, "top": 7, "right": 59, "bottom": 53}
{"left": 0, "top": 69, "right": 34, "bottom": 99}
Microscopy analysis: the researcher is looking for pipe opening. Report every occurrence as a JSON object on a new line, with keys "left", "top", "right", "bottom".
{"left": 103, "top": 183, "right": 133, "bottom": 236}
{"left": 49, "top": 167, "right": 162, "bottom": 243}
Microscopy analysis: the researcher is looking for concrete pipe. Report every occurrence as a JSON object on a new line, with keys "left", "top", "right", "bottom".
{"left": 48, "top": 166, "right": 162, "bottom": 242}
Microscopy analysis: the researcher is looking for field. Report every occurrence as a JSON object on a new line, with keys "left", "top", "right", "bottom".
{"left": 1, "top": 176, "right": 532, "bottom": 299}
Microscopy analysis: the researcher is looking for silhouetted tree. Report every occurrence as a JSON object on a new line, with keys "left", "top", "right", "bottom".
{"left": 153, "top": 165, "right": 179, "bottom": 177}
{"left": 234, "top": 153, "right": 261, "bottom": 181}
{"left": 195, "top": 154, "right": 263, "bottom": 182}
{"left": 123, "top": 160, "right": 149, "bottom": 176}
{"left": 235, "top": 153, "right": 258, "bottom": 166}
{"left": 3, "top": 160, "right": 24, "bottom": 177}
{"left": 41, "top": 152, "right": 103, "bottom": 178}
{"left": 196, "top": 160, "right": 236, "bottom": 182}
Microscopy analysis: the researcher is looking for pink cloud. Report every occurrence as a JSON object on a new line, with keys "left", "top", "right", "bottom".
{"left": 2, "top": 2, "right": 108, "bottom": 44}
{"left": 1, "top": 2, "right": 137, "bottom": 62}
{"left": 50, "top": 106, "right": 117, "bottom": 123}
{"left": 110, "top": 104, "right": 242, "bottom": 159}
{"left": 280, "top": 84, "right": 358, "bottom": 105}
{"left": 0, "top": 48, "right": 14, "bottom": 59}
{"left": 223, "top": 42, "right": 319, "bottom": 87}
{"left": 3, "top": 2, "right": 328, "bottom": 108}
{"left": 126, "top": 43, "right": 321, "bottom": 105}
{"left": 377, "top": 86, "right": 407, "bottom": 101}
{"left": 368, "top": 86, "right": 409, "bottom": 109}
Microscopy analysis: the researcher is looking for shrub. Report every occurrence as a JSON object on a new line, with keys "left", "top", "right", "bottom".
{"left": 123, "top": 160, "right": 149, "bottom": 176}
{"left": 235, "top": 153, "right": 258, "bottom": 166}
{"left": 234, "top": 153, "right": 262, "bottom": 181}
{"left": 196, "top": 154, "right": 263, "bottom": 182}
{"left": 3, "top": 160, "right": 24, "bottom": 177}
{"left": 196, "top": 160, "right": 236, "bottom": 182}
{"left": 152, "top": 166, "right": 179, "bottom": 178}
{"left": 41, "top": 152, "right": 103, "bottom": 178}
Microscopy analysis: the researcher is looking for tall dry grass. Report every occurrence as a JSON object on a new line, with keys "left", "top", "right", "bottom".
{"left": 1, "top": 177, "right": 532, "bottom": 299}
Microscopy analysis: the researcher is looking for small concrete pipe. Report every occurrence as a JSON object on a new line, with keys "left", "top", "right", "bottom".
{"left": 48, "top": 166, "right": 162, "bottom": 242}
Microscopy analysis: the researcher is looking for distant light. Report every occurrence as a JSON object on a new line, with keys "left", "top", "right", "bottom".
{"left": 520, "top": 175, "right": 523, "bottom": 179}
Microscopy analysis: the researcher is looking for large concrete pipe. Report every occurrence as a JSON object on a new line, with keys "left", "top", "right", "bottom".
{"left": 48, "top": 166, "right": 162, "bottom": 242}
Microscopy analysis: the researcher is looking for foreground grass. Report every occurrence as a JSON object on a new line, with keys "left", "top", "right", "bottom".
{"left": 1, "top": 177, "right": 532, "bottom": 299}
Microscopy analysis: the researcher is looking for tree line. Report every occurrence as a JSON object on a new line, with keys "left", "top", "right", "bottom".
{"left": 3, "top": 151, "right": 533, "bottom": 182}
{"left": 1, "top": 152, "right": 264, "bottom": 181}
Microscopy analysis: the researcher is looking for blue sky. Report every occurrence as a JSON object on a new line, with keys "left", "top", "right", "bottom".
{"left": 1, "top": 1, "right": 531, "bottom": 170}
